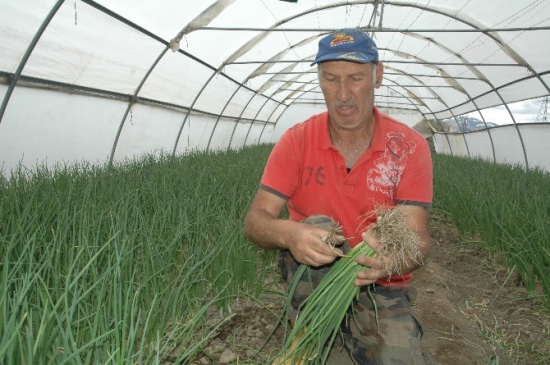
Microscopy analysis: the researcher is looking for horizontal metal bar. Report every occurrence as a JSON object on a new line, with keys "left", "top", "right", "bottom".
{"left": 0, "top": 72, "right": 275, "bottom": 125}
{"left": 264, "top": 71, "right": 481, "bottom": 80}
{"left": 200, "top": 26, "right": 550, "bottom": 33}
{"left": 279, "top": 80, "right": 455, "bottom": 88}
{"left": 290, "top": 101, "right": 422, "bottom": 112}
{"left": 231, "top": 59, "right": 524, "bottom": 67}
{"left": 298, "top": 89, "right": 444, "bottom": 99}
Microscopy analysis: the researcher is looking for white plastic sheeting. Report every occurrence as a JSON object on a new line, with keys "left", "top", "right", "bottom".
{"left": 1, "top": 0, "right": 550, "bottom": 174}
{"left": 434, "top": 123, "right": 550, "bottom": 171}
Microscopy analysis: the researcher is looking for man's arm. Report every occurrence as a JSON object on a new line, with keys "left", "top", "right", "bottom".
{"left": 243, "top": 189, "right": 342, "bottom": 267}
{"left": 355, "top": 204, "right": 430, "bottom": 286}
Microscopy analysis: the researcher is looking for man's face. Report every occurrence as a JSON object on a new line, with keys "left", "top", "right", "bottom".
{"left": 319, "top": 61, "right": 383, "bottom": 131}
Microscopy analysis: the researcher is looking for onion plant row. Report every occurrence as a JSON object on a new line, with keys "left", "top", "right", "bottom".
{"left": 0, "top": 146, "right": 277, "bottom": 364}
{"left": 2, "top": 145, "right": 547, "bottom": 363}
{"left": 432, "top": 153, "right": 550, "bottom": 310}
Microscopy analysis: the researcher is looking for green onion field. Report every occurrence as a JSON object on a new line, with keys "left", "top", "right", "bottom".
{"left": 0, "top": 145, "right": 548, "bottom": 363}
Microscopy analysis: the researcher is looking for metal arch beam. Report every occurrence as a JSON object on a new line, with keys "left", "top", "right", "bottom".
{"left": 370, "top": 2, "right": 548, "bottom": 169}
{"left": 246, "top": 33, "right": 517, "bottom": 111}
{"left": 171, "top": 70, "right": 217, "bottom": 155}
{"left": 426, "top": 71, "right": 550, "bottom": 116}
{"left": 80, "top": 0, "right": 180, "bottom": 165}
{"left": 382, "top": 65, "right": 500, "bottom": 164}
{"left": 222, "top": 0, "right": 548, "bottom": 164}
{"left": 238, "top": 70, "right": 300, "bottom": 148}
{"left": 225, "top": 87, "right": 284, "bottom": 151}
{"left": 201, "top": 25, "right": 550, "bottom": 33}
{"left": 380, "top": 1, "right": 532, "bottom": 71}
{"left": 276, "top": 74, "right": 436, "bottom": 135}
{"left": 0, "top": 71, "right": 271, "bottom": 126}
{"left": 227, "top": 94, "right": 256, "bottom": 150}
{"left": 383, "top": 77, "right": 466, "bottom": 156}
{"left": 219, "top": 2, "right": 378, "bottom": 78}
{"left": 382, "top": 65, "right": 452, "bottom": 106}
{"left": 380, "top": 68, "right": 459, "bottom": 149}
{"left": 172, "top": 67, "right": 278, "bottom": 154}
{"left": 72, "top": 0, "right": 285, "bottom": 162}
{"left": 386, "top": 33, "right": 503, "bottom": 163}
{"left": 82, "top": 0, "right": 283, "bottom": 157}
{"left": 108, "top": 47, "right": 170, "bottom": 166}
{"left": 244, "top": 37, "right": 317, "bottom": 84}
{"left": 81, "top": 0, "right": 202, "bottom": 158}
{"left": 210, "top": 1, "right": 542, "bottom": 155}
{"left": 241, "top": 15, "right": 484, "bottom": 125}
{"left": 232, "top": 59, "right": 523, "bottom": 67}
{"left": 258, "top": 101, "right": 290, "bottom": 145}
{"left": 398, "top": 32, "right": 491, "bottom": 86}
{"left": 239, "top": 76, "right": 314, "bottom": 149}
{"left": 263, "top": 75, "right": 314, "bottom": 97}
{"left": 256, "top": 62, "right": 305, "bottom": 95}
{"left": 238, "top": 76, "right": 321, "bottom": 149}
{"left": 224, "top": 0, "right": 532, "bottom": 79}
{"left": 272, "top": 60, "right": 479, "bottom": 158}
{"left": 258, "top": 74, "right": 327, "bottom": 143}
{"left": 379, "top": 85, "right": 432, "bottom": 120}
{"left": 254, "top": 68, "right": 329, "bottom": 145}
{"left": 0, "top": 0, "right": 65, "bottom": 125}
{"left": 168, "top": 0, "right": 237, "bottom": 51}
{"left": 285, "top": 81, "right": 437, "bottom": 132}
{"left": 282, "top": 59, "right": 471, "bottom": 154}
{"left": 244, "top": 48, "right": 499, "bottom": 94}
{"left": 205, "top": 84, "right": 246, "bottom": 152}
{"left": 382, "top": 62, "right": 484, "bottom": 158}
{"left": 239, "top": 95, "right": 274, "bottom": 148}
{"left": 273, "top": 41, "right": 525, "bottom": 164}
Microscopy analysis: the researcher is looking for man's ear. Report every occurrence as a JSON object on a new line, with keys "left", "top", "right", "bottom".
{"left": 375, "top": 62, "right": 384, "bottom": 89}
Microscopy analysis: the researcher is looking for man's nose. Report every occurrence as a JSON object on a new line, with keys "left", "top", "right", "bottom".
{"left": 336, "top": 80, "right": 352, "bottom": 101}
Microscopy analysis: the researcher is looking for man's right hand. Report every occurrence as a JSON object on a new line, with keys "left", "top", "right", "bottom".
{"left": 286, "top": 222, "right": 344, "bottom": 267}
{"left": 244, "top": 189, "right": 344, "bottom": 267}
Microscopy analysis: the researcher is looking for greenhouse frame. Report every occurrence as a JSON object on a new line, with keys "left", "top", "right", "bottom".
{"left": 2, "top": 1, "right": 550, "bottom": 364}
{"left": 1, "top": 0, "right": 550, "bottom": 174}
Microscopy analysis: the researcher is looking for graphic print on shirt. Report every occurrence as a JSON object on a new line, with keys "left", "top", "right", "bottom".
{"left": 366, "top": 132, "right": 416, "bottom": 199}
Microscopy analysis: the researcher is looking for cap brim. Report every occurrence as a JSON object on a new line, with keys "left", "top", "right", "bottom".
{"left": 311, "top": 52, "right": 376, "bottom": 66}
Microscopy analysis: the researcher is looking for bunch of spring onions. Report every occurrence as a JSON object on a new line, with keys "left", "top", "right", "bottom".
{"left": 272, "top": 207, "right": 423, "bottom": 365}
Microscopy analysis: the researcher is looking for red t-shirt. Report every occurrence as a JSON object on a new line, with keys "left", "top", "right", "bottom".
{"left": 260, "top": 107, "right": 433, "bottom": 285}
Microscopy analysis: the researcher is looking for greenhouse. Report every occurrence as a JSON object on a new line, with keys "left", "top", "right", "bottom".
{"left": 1, "top": 1, "right": 549, "bottom": 364}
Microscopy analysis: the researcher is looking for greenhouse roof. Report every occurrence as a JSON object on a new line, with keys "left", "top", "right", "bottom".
{"left": 1, "top": 0, "right": 550, "bottom": 172}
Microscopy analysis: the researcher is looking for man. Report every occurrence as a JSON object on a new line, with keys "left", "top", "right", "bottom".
{"left": 244, "top": 28, "right": 433, "bottom": 364}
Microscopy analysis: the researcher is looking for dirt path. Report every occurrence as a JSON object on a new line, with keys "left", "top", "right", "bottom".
{"left": 413, "top": 214, "right": 549, "bottom": 365}
{"left": 193, "top": 214, "right": 550, "bottom": 365}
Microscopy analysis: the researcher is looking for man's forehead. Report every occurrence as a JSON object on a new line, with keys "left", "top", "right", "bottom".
{"left": 319, "top": 61, "right": 373, "bottom": 74}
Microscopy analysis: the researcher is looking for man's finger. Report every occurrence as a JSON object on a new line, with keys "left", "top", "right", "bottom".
{"left": 361, "top": 230, "right": 382, "bottom": 251}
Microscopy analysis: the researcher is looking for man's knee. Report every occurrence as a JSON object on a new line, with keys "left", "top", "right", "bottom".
{"left": 347, "top": 285, "right": 428, "bottom": 364}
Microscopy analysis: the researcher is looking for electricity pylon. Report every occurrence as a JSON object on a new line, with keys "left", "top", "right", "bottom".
{"left": 536, "top": 96, "right": 549, "bottom": 123}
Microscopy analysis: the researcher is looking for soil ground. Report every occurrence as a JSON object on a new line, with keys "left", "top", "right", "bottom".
{"left": 192, "top": 214, "right": 550, "bottom": 365}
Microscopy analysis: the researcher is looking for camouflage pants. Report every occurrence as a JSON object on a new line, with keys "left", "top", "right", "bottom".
{"left": 278, "top": 215, "right": 431, "bottom": 365}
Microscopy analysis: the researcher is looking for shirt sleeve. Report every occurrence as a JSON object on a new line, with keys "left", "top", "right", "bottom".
{"left": 260, "top": 129, "right": 301, "bottom": 200}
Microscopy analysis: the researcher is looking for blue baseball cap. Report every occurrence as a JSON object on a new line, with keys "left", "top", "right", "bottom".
{"left": 311, "top": 29, "right": 379, "bottom": 66}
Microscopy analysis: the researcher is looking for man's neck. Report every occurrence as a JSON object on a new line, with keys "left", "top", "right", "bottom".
{"left": 329, "top": 115, "right": 375, "bottom": 147}
{"left": 329, "top": 116, "right": 375, "bottom": 168}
